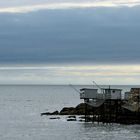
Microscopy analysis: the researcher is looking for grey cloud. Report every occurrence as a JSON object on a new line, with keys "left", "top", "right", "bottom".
{"left": 0, "top": 7, "right": 140, "bottom": 64}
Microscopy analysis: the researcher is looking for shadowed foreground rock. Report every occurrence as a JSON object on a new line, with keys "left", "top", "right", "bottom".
{"left": 41, "top": 102, "right": 140, "bottom": 124}
{"left": 41, "top": 103, "right": 92, "bottom": 116}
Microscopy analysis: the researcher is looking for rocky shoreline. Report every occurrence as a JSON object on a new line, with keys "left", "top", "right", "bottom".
{"left": 41, "top": 103, "right": 89, "bottom": 116}
{"left": 41, "top": 102, "right": 140, "bottom": 124}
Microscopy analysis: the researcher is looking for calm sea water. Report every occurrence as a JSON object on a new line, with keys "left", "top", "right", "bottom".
{"left": 0, "top": 85, "right": 140, "bottom": 140}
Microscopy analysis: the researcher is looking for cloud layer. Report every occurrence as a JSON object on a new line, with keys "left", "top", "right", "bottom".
{"left": 0, "top": 64, "right": 140, "bottom": 84}
{"left": 0, "top": 7, "right": 140, "bottom": 64}
{"left": 0, "top": 1, "right": 140, "bottom": 84}
{"left": 0, "top": 0, "right": 140, "bottom": 13}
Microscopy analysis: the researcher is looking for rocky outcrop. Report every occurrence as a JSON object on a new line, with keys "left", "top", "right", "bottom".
{"left": 41, "top": 110, "right": 59, "bottom": 116}
{"left": 41, "top": 103, "right": 93, "bottom": 116}
{"left": 59, "top": 107, "right": 75, "bottom": 115}
{"left": 41, "top": 102, "right": 140, "bottom": 124}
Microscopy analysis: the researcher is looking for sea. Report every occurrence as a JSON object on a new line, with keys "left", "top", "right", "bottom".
{"left": 0, "top": 85, "right": 140, "bottom": 140}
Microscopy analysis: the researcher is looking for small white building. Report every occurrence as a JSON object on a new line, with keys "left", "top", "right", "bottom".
{"left": 102, "top": 88, "right": 122, "bottom": 100}
{"left": 80, "top": 88, "right": 122, "bottom": 100}
{"left": 80, "top": 88, "right": 122, "bottom": 108}
{"left": 80, "top": 88, "right": 98, "bottom": 99}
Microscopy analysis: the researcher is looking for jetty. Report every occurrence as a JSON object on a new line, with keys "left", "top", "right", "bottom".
{"left": 80, "top": 87, "right": 140, "bottom": 124}
{"left": 41, "top": 85, "right": 140, "bottom": 124}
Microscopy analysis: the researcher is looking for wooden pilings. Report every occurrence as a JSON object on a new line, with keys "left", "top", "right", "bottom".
{"left": 85, "top": 102, "right": 88, "bottom": 122}
{"left": 83, "top": 99, "right": 140, "bottom": 124}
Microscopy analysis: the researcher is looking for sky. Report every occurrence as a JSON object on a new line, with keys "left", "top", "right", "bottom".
{"left": 0, "top": 0, "right": 140, "bottom": 85}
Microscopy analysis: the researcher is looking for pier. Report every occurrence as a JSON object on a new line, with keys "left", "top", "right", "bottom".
{"left": 41, "top": 86, "right": 140, "bottom": 124}
{"left": 80, "top": 87, "right": 140, "bottom": 124}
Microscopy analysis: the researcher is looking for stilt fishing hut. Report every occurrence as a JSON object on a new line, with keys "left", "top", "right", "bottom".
{"left": 80, "top": 87, "right": 140, "bottom": 124}
{"left": 80, "top": 87, "right": 122, "bottom": 123}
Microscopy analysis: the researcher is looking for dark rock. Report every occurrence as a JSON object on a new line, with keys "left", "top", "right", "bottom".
{"left": 41, "top": 110, "right": 59, "bottom": 116}
{"left": 67, "top": 115, "right": 77, "bottom": 121}
{"left": 60, "top": 107, "right": 76, "bottom": 115}
{"left": 67, "top": 118, "right": 76, "bottom": 121}
{"left": 41, "top": 103, "right": 93, "bottom": 116}
{"left": 75, "top": 103, "right": 93, "bottom": 115}
{"left": 41, "top": 112, "right": 51, "bottom": 116}
{"left": 79, "top": 119, "right": 85, "bottom": 122}
{"left": 51, "top": 111, "right": 59, "bottom": 115}
{"left": 49, "top": 117, "right": 60, "bottom": 120}
{"left": 41, "top": 101, "right": 140, "bottom": 124}
{"left": 59, "top": 103, "right": 93, "bottom": 115}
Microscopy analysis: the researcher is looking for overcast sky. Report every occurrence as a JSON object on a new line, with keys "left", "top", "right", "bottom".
{"left": 0, "top": 0, "right": 140, "bottom": 84}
